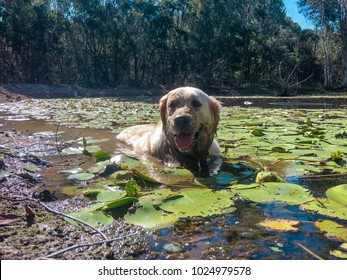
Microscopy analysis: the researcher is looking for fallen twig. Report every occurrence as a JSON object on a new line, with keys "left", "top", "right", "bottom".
{"left": 38, "top": 232, "right": 138, "bottom": 259}
{"left": 1, "top": 195, "right": 108, "bottom": 240}
{"left": 30, "top": 198, "right": 109, "bottom": 240}
{"left": 295, "top": 242, "right": 324, "bottom": 260}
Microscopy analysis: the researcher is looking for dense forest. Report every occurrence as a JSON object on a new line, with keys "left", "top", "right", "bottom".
{"left": 0, "top": 0, "right": 346, "bottom": 89}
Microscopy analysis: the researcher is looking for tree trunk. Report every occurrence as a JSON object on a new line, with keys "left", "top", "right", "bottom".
{"left": 339, "top": 0, "right": 347, "bottom": 87}
{"left": 321, "top": 4, "right": 333, "bottom": 89}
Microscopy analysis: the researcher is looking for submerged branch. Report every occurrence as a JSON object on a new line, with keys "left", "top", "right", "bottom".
{"left": 295, "top": 242, "right": 324, "bottom": 260}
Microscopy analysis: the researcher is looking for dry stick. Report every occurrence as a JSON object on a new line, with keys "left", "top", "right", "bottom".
{"left": 295, "top": 242, "right": 324, "bottom": 260}
{"left": 38, "top": 232, "right": 138, "bottom": 259}
{"left": 1, "top": 189, "right": 108, "bottom": 240}
{"left": 29, "top": 198, "right": 108, "bottom": 241}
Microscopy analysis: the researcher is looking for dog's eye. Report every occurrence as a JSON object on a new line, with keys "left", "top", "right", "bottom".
{"left": 168, "top": 102, "right": 177, "bottom": 109}
{"left": 192, "top": 100, "right": 202, "bottom": 108}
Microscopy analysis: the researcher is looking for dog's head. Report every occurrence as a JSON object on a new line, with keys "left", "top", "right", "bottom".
{"left": 159, "top": 87, "right": 221, "bottom": 159}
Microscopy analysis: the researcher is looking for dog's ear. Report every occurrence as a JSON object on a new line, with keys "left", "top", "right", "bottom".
{"left": 209, "top": 97, "right": 221, "bottom": 134}
{"left": 159, "top": 93, "right": 168, "bottom": 129}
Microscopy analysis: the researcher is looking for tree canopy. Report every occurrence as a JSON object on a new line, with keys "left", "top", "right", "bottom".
{"left": 0, "top": 0, "right": 345, "bottom": 89}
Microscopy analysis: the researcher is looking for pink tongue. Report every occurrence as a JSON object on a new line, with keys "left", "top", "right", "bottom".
{"left": 174, "top": 134, "right": 193, "bottom": 149}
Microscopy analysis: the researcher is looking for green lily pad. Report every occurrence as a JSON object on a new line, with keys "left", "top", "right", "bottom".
{"left": 255, "top": 171, "right": 285, "bottom": 183}
{"left": 315, "top": 220, "right": 347, "bottom": 242}
{"left": 331, "top": 250, "right": 347, "bottom": 259}
{"left": 326, "top": 184, "right": 347, "bottom": 206}
{"left": 24, "top": 164, "right": 41, "bottom": 173}
{"left": 300, "top": 198, "right": 347, "bottom": 220}
{"left": 67, "top": 173, "right": 95, "bottom": 181}
{"left": 162, "top": 167, "right": 193, "bottom": 177}
{"left": 159, "top": 188, "right": 236, "bottom": 218}
{"left": 195, "top": 171, "right": 239, "bottom": 187}
{"left": 140, "top": 188, "right": 175, "bottom": 203}
{"left": 251, "top": 129, "right": 265, "bottom": 136}
{"left": 88, "top": 160, "right": 120, "bottom": 175}
{"left": 66, "top": 211, "right": 113, "bottom": 227}
{"left": 94, "top": 150, "right": 111, "bottom": 161}
{"left": 61, "top": 146, "right": 100, "bottom": 155}
{"left": 124, "top": 200, "right": 178, "bottom": 230}
{"left": 96, "top": 190, "right": 127, "bottom": 202}
{"left": 110, "top": 154, "right": 143, "bottom": 170}
{"left": 258, "top": 219, "right": 301, "bottom": 232}
{"left": 235, "top": 182, "right": 314, "bottom": 205}
{"left": 100, "top": 197, "right": 137, "bottom": 210}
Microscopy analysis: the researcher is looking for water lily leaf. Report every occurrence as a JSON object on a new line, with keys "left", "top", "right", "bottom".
{"left": 109, "top": 170, "right": 133, "bottom": 181}
{"left": 162, "top": 167, "right": 193, "bottom": 177}
{"left": 66, "top": 211, "right": 113, "bottom": 227}
{"left": 236, "top": 182, "right": 314, "bottom": 205}
{"left": 331, "top": 250, "right": 347, "bottom": 259}
{"left": 300, "top": 198, "right": 347, "bottom": 220}
{"left": 163, "top": 243, "right": 184, "bottom": 253}
{"left": 195, "top": 171, "right": 239, "bottom": 187}
{"left": 110, "top": 154, "right": 143, "bottom": 170}
{"left": 159, "top": 189, "right": 236, "bottom": 218}
{"left": 67, "top": 173, "right": 95, "bottom": 181}
{"left": 96, "top": 190, "right": 127, "bottom": 202}
{"left": 326, "top": 184, "right": 347, "bottom": 206}
{"left": 140, "top": 188, "right": 175, "bottom": 202}
{"left": 124, "top": 200, "right": 178, "bottom": 230}
{"left": 82, "top": 189, "right": 102, "bottom": 198}
{"left": 255, "top": 171, "right": 285, "bottom": 183}
{"left": 94, "top": 150, "right": 111, "bottom": 161}
{"left": 258, "top": 219, "right": 301, "bottom": 232}
{"left": 88, "top": 160, "right": 120, "bottom": 176}
{"left": 269, "top": 247, "right": 283, "bottom": 253}
{"left": 251, "top": 129, "right": 265, "bottom": 136}
{"left": 133, "top": 169, "right": 161, "bottom": 184}
{"left": 315, "top": 220, "right": 347, "bottom": 242}
{"left": 101, "top": 197, "right": 137, "bottom": 210}
{"left": 24, "top": 164, "right": 41, "bottom": 173}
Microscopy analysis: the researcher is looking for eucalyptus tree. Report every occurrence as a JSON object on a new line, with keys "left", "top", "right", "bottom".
{"left": 298, "top": 0, "right": 347, "bottom": 88}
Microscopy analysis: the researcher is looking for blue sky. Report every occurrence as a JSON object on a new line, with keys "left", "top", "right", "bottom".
{"left": 283, "top": 0, "right": 315, "bottom": 29}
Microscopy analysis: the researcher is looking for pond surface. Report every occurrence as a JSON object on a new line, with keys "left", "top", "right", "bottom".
{"left": 0, "top": 96, "right": 346, "bottom": 260}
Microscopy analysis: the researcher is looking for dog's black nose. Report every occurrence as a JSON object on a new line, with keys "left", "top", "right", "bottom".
{"left": 174, "top": 115, "right": 191, "bottom": 129}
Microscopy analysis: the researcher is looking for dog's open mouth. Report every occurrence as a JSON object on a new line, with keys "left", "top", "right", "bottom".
{"left": 174, "top": 126, "right": 202, "bottom": 150}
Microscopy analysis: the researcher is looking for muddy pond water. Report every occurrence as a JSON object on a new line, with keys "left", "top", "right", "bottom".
{"left": 0, "top": 96, "right": 346, "bottom": 260}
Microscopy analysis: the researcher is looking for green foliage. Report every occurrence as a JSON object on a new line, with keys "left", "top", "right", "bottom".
{"left": 125, "top": 180, "right": 141, "bottom": 197}
{"left": 67, "top": 173, "right": 95, "bottom": 181}
{"left": 233, "top": 182, "right": 314, "bottom": 206}
{"left": 159, "top": 188, "right": 236, "bottom": 218}
{"left": 94, "top": 150, "right": 111, "bottom": 162}
{"left": 124, "top": 201, "right": 179, "bottom": 230}
{"left": 0, "top": 0, "right": 342, "bottom": 87}
{"left": 326, "top": 184, "right": 347, "bottom": 206}
{"left": 315, "top": 220, "right": 347, "bottom": 243}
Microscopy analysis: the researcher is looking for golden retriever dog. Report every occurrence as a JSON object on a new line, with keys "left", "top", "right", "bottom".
{"left": 116, "top": 87, "right": 221, "bottom": 170}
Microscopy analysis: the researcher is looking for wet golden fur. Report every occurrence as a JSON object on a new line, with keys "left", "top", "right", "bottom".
{"left": 116, "top": 87, "right": 221, "bottom": 169}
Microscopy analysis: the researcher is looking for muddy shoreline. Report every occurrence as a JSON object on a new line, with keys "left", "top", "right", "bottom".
{"left": 0, "top": 129, "right": 152, "bottom": 260}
